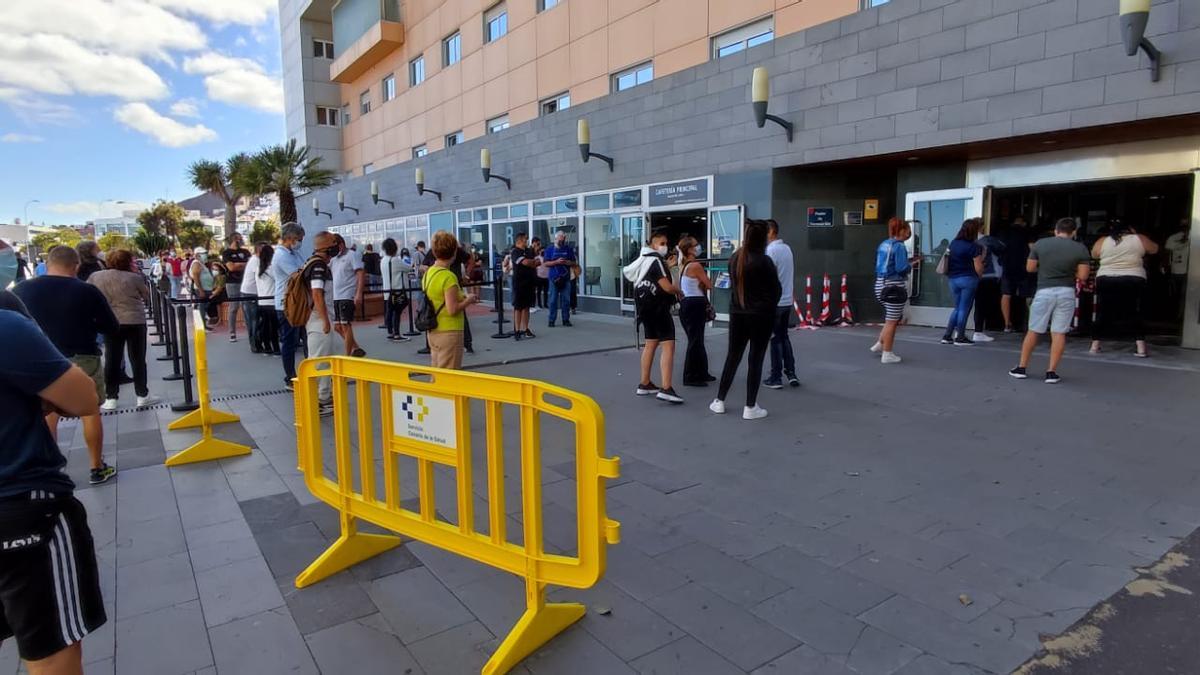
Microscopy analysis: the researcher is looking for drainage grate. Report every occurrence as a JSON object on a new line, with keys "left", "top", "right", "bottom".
{"left": 95, "top": 388, "right": 292, "bottom": 416}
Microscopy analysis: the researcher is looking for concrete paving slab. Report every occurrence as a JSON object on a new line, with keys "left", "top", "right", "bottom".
{"left": 207, "top": 607, "right": 317, "bottom": 675}
{"left": 305, "top": 613, "right": 424, "bottom": 675}
{"left": 629, "top": 636, "right": 743, "bottom": 675}
{"left": 114, "top": 600, "right": 213, "bottom": 675}
{"left": 195, "top": 556, "right": 286, "bottom": 628}
{"left": 368, "top": 566, "right": 475, "bottom": 644}
{"left": 115, "top": 552, "right": 198, "bottom": 620}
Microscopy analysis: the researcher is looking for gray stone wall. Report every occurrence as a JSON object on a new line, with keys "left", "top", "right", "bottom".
{"left": 304, "top": 0, "right": 1199, "bottom": 231}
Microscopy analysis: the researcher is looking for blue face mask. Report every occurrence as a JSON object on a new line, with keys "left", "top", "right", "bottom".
{"left": 0, "top": 247, "right": 16, "bottom": 289}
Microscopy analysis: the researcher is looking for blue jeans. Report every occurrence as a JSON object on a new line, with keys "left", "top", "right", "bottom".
{"left": 278, "top": 309, "right": 301, "bottom": 380}
{"left": 768, "top": 306, "right": 796, "bottom": 380}
{"left": 548, "top": 279, "right": 570, "bottom": 324}
{"left": 945, "top": 276, "right": 980, "bottom": 338}
{"left": 168, "top": 276, "right": 181, "bottom": 299}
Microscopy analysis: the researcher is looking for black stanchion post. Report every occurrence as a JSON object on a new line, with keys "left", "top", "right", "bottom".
{"left": 162, "top": 300, "right": 184, "bottom": 379}
{"left": 150, "top": 291, "right": 167, "bottom": 344}
{"left": 403, "top": 276, "right": 420, "bottom": 337}
{"left": 157, "top": 295, "right": 176, "bottom": 361}
{"left": 170, "top": 304, "right": 199, "bottom": 412}
{"left": 491, "top": 271, "right": 512, "bottom": 339}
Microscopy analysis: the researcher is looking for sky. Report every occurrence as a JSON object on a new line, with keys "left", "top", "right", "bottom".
{"left": 0, "top": 0, "right": 286, "bottom": 227}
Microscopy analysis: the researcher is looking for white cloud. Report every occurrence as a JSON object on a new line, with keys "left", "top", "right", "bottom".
{"left": 0, "top": 0, "right": 206, "bottom": 59}
{"left": 45, "top": 200, "right": 148, "bottom": 216}
{"left": 1, "top": 132, "right": 44, "bottom": 143}
{"left": 114, "top": 102, "right": 218, "bottom": 147}
{"left": 148, "top": 0, "right": 276, "bottom": 26}
{"left": 0, "top": 88, "right": 79, "bottom": 126}
{"left": 0, "top": 34, "right": 169, "bottom": 100}
{"left": 169, "top": 98, "right": 201, "bottom": 118}
{"left": 183, "top": 54, "right": 283, "bottom": 114}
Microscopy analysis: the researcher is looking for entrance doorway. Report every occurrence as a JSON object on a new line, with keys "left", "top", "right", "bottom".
{"left": 648, "top": 209, "right": 707, "bottom": 251}
{"left": 991, "top": 174, "right": 1192, "bottom": 342}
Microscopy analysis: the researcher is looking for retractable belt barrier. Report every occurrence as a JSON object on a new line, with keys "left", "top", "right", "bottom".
{"left": 293, "top": 357, "right": 621, "bottom": 675}
{"left": 164, "top": 309, "right": 252, "bottom": 466}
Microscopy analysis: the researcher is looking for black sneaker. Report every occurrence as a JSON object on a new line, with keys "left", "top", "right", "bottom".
{"left": 953, "top": 336, "right": 974, "bottom": 346}
{"left": 548, "top": 321, "right": 556, "bottom": 328}
{"left": 417, "top": 347, "right": 431, "bottom": 355}
{"left": 89, "top": 463, "right": 116, "bottom": 485}
{"left": 786, "top": 373, "right": 801, "bottom": 388}
{"left": 514, "top": 332, "right": 524, "bottom": 341}
{"left": 1044, "top": 371, "right": 1061, "bottom": 384}
{"left": 763, "top": 377, "right": 784, "bottom": 390}
{"left": 563, "top": 320, "right": 573, "bottom": 327}
{"left": 465, "top": 347, "right": 475, "bottom": 354}
{"left": 229, "top": 334, "right": 237, "bottom": 342}
{"left": 284, "top": 378, "right": 295, "bottom": 391}
{"left": 940, "top": 336, "right": 954, "bottom": 345}
{"left": 635, "top": 382, "right": 660, "bottom": 396}
{"left": 1008, "top": 367, "right": 1027, "bottom": 379}
{"left": 524, "top": 329, "right": 536, "bottom": 339}
{"left": 656, "top": 387, "right": 684, "bottom": 404}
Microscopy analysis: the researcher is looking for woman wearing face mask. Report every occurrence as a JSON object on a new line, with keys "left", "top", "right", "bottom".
{"left": 676, "top": 235, "right": 716, "bottom": 387}
{"left": 189, "top": 247, "right": 215, "bottom": 329}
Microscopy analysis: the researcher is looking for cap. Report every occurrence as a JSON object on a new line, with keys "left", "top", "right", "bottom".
{"left": 193, "top": 247, "right": 207, "bottom": 255}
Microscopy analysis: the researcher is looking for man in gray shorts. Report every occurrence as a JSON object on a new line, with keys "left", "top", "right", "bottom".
{"left": 1009, "top": 218, "right": 1092, "bottom": 384}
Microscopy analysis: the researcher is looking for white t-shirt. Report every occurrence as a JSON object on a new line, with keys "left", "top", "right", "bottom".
{"left": 240, "top": 255, "right": 260, "bottom": 295}
{"left": 1165, "top": 232, "right": 1189, "bottom": 275}
{"left": 766, "top": 238, "right": 794, "bottom": 308}
{"left": 330, "top": 249, "right": 363, "bottom": 301}
{"left": 255, "top": 267, "right": 274, "bottom": 307}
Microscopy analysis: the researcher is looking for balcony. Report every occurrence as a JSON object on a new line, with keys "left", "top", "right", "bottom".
{"left": 329, "top": 0, "right": 404, "bottom": 84}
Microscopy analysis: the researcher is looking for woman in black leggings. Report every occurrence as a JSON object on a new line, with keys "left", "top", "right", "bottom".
{"left": 710, "top": 220, "right": 782, "bottom": 421}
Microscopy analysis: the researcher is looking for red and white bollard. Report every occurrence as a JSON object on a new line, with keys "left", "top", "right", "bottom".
{"left": 804, "top": 275, "right": 816, "bottom": 326}
{"left": 1091, "top": 285, "right": 1099, "bottom": 326}
{"left": 1072, "top": 280, "right": 1081, "bottom": 329}
{"left": 819, "top": 274, "right": 832, "bottom": 325}
{"left": 793, "top": 299, "right": 809, "bottom": 328}
{"left": 839, "top": 274, "right": 854, "bottom": 325}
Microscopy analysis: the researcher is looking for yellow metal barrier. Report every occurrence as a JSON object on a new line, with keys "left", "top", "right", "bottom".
{"left": 165, "top": 309, "right": 252, "bottom": 466}
{"left": 293, "top": 357, "right": 621, "bottom": 675}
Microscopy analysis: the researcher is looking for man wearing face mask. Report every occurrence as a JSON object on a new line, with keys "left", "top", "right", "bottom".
{"left": 303, "top": 232, "right": 339, "bottom": 415}
{"left": 270, "top": 223, "right": 307, "bottom": 389}
{"left": 188, "top": 247, "right": 216, "bottom": 329}
{"left": 543, "top": 230, "right": 577, "bottom": 327}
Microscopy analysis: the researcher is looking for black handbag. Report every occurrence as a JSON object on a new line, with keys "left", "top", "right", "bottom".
{"left": 415, "top": 270, "right": 446, "bottom": 332}
{"left": 879, "top": 242, "right": 909, "bottom": 304}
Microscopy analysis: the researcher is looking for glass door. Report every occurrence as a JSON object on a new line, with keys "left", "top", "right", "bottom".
{"left": 903, "top": 188, "right": 989, "bottom": 326}
{"left": 708, "top": 206, "right": 744, "bottom": 318}
{"left": 619, "top": 214, "right": 645, "bottom": 310}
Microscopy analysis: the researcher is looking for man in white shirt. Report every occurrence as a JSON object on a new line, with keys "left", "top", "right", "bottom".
{"left": 330, "top": 234, "right": 366, "bottom": 357}
{"left": 1164, "top": 219, "right": 1190, "bottom": 319}
{"left": 765, "top": 220, "right": 799, "bottom": 388}
{"left": 239, "top": 246, "right": 261, "bottom": 351}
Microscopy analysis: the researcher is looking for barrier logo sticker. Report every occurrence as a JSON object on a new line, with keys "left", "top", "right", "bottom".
{"left": 392, "top": 390, "right": 456, "bottom": 449}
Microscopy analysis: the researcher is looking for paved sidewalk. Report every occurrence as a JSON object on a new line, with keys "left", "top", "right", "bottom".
{"left": 2, "top": 320, "right": 1197, "bottom": 674}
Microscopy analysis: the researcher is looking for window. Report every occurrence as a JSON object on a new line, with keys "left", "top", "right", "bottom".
{"left": 510, "top": 203, "right": 528, "bottom": 217}
{"left": 540, "top": 92, "right": 570, "bottom": 116}
{"left": 312, "top": 39, "right": 334, "bottom": 59}
{"left": 382, "top": 74, "right": 396, "bottom": 102}
{"left": 316, "top": 106, "right": 340, "bottom": 127}
{"left": 585, "top": 215, "right": 620, "bottom": 297}
{"left": 613, "top": 189, "right": 642, "bottom": 208}
{"left": 533, "top": 200, "right": 553, "bottom": 216}
{"left": 363, "top": 163, "right": 375, "bottom": 175}
{"left": 863, "top": 0, "right": 890, "bottom": 7}
{"left": 538, "top": 0, "right": 560, "bottom": 11}
{"left": 584, "top": 194, "right": 610, "bottom": 211}
{"left": 412, "top": 145, "right": 427, "bottom": 159}
{"left": 713, "top": 17, "right": 775, "bottom": 58}
{"left": 409, "top": 56, "right": 425, "bottom": 86}
{"left": 484, "top": 3, "right": 508, "bottom": 43}
{"left": 443, "top": 32, "right": 462, "bottom": 66}
{"left": 457, "top": 210, "right": 473, "bottom": 224}
{"left": 341, "top": 103, "right": 351, "bottom": 125}
{"left": 612, "top": 62, "right": 653, "bottom": 92}
{"left": 491, "top": 206, "right": 509, "bottom": 220}
{"left": 487, "top": 114, "right": 509, "bottom": 134}
{"left": 359, "top": 91, "right": 371, "bottom": 115}
{"left": 555, "top": 197, "right": 577, "bottom": 213}
{"left": 446, "top": 130, "right": 464, "bottom": 147}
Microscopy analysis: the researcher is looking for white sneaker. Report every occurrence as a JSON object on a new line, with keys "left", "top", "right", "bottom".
{"left": 100, "top": 398, "right": 118, "bottom": 411}
{"left": 531, "top": 307, "right": 540, "bottom": 314}
{"left": 881, "top": 352, "right": 902, "bottom": 364}
{"left": 743, "top": 405, "right": 768, "bottom": 420}
{"left": 136, "top": 395, "right": 162, "bottom": 407}
{"left": 708, "top": 399, "right": 726, "bottom": 414}
{"left": 869, "top": 341, "right": 883, "bottom": 353}
{"left": 972, "top": 332, "right": 994, "bottom": 343}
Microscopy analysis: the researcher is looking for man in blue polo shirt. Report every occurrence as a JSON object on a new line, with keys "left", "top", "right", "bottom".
{"left": 270, "top": 223, "right": 307, "bottom": 389}
{"left": 543, "top": 229, "right": 576, "bottom": 327}
{"left": 0, "top": 307, "right": 109, "bottom": 672}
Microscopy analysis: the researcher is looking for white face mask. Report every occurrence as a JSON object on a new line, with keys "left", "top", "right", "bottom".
{"left": 654, "top": 244, "right": 668, "bottom": 256}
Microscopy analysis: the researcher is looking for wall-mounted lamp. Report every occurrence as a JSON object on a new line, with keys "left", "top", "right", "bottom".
{"left": 415, "top": 168, "right": 442, "bottom": 201}
{"left": 480, "top": 149, "right": 512, "bottom": 189}
{"left": 312, "top": 197, "right": 331, "bottom": 219}
{"left": 370, "top": 180, "right": 394, "bottom": 208}
{"left": 1119, "top": 0, "right": 1161, "bottom": 82}
{"left": 577, "top": 119, "right": 614, "bottom": 171}
{"left": 336, "top": 190, "right": 359, "bottom": 215}
{"left": 751, "top": 67, "right": 793, "bottom": 143}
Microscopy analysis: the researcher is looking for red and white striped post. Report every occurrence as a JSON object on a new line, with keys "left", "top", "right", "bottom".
{"left": 1091, "top": 285, "right": 1099, "bottom": 326}
{"left": 793, "top": 300, "right": 809, "bottom": 327}
{"left": 819, "top": 273, "right": 832, "bottom": 325}
{"left": 1072, "top": 280, "right": 1081, "bottom": 329}
{"left": 839, "top": 274, "right": 854, "bottom": 324}
{"left": 804, "top": 275, "right": 816, "bottom": 326}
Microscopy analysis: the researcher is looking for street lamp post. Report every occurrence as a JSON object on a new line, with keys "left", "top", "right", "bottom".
{"left": 23, "top": 199, "right": 39, "bottom": 226}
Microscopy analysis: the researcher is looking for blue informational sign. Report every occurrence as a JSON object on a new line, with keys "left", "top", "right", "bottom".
{"left": 808, "top": 207, "right": 835, "bottom": 227}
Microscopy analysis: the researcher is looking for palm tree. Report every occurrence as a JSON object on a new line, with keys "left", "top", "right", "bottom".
{"left": 188, "top": 153, "right": 252, "bottom": 240}
{"left": 236, "top": 139, "right": 336, "bottom": 227}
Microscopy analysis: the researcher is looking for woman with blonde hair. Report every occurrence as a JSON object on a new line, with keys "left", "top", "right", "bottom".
{"left": 423, "top": 230, "right": 479, "bottom": 369}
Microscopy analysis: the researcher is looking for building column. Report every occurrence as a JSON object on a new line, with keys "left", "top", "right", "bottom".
{"left": 1183, "top": 169, "right": 1200, "bottom": 349}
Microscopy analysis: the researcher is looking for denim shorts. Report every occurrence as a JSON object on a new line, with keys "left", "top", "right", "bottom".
{"left": 1028, "top": 286, "right": 1076, "bottom": 334}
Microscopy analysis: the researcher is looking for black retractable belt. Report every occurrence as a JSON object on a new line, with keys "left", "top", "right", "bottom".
{"left": 170, "top": 304, "right": 199, "bottom": 413}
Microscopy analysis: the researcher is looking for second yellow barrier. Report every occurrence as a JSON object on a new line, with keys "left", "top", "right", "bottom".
{"left": 293, "top": 356, "right": 620, "bottom": 674}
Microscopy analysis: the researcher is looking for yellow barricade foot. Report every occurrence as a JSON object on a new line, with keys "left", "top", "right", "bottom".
{"left": 164, "top": 438, "right": 252, "bottom": 467}
{"left": 166, "top": 408, "right": 204, "bottom": 431}
{"left": 295, "top": 533, "right": 403, "bottom": 589}
{"left": 483, "top": 602, "right": 586, "bottom": 675}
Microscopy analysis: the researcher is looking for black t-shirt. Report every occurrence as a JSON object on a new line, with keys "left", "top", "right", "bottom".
{"left": 301, "top": 256, "right": 333, "bottom": 286}
{"left": 362, "top": 252, "right": 381, "bottom": 276}
{"left": 0, "top": 309, "right": 76, "bottom": 497}
{"left": 77, "top": 259, "right": 103, "bottom": 281}
{"left": 510, "top": 246, "right": 536, "bottom": 286}
{"left": 221, "top": 248, "right": 251, "bottom": 284}
{"left": 13, "top": 275, "right": 119, "bottom": 357}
